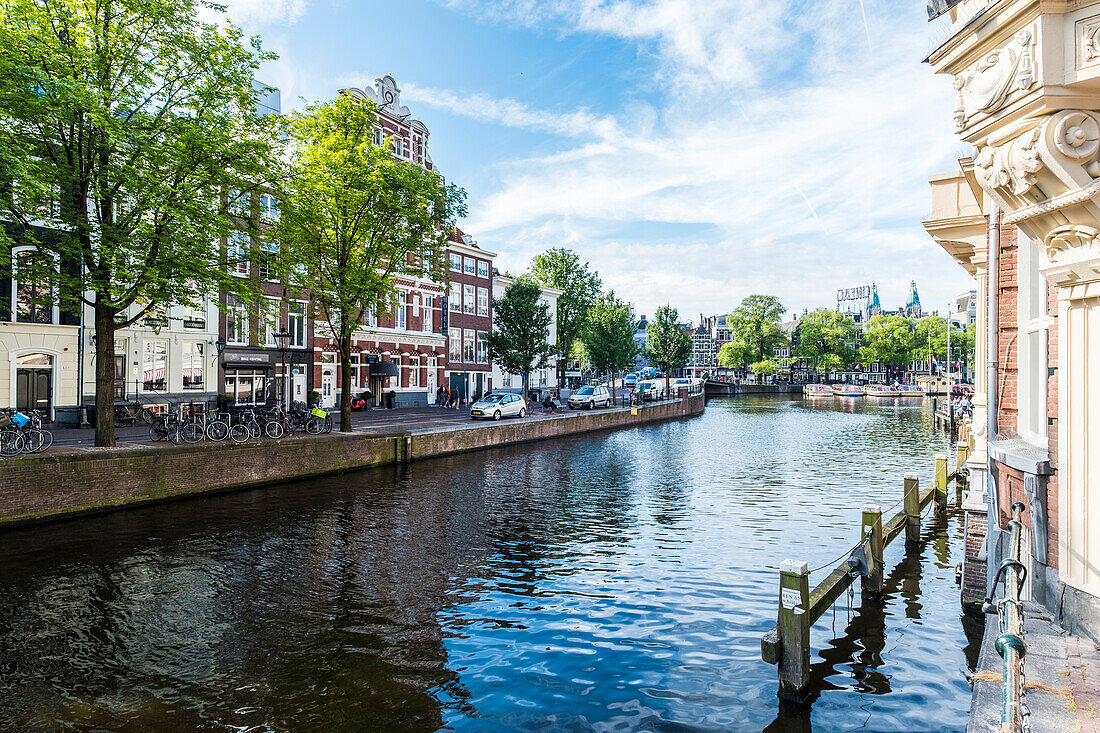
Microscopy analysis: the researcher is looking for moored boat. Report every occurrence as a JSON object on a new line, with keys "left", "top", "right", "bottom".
{"left": 863, "top": 385, "right": 900, "bottom": 397}
{"left": 832, "top": 385, "right": 864, "bottom": 397}
{"left": 803, "top": 384, "right": 835, "bottom": 397}
{"left": 895, "top": 385, "right": 926, "bottom": 397}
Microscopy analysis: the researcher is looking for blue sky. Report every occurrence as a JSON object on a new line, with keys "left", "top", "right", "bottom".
{"left": 216, "top": 0, "right": 973, "bottom": 322}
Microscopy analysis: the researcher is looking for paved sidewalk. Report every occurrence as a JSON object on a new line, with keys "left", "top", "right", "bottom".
{"left": 968, "top": 602, "right": 1099, "bottom": 733}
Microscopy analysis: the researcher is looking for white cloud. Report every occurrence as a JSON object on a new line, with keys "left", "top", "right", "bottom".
{"left": 421, "top": 0, "right": 973, "bottom": 318}
{"left": 201, "top": 0, "right": 309, "bottom": 26}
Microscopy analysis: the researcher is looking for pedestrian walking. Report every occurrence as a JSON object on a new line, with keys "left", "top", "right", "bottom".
{"left": 435, "top": 385, "right": 444, "bottom": 407}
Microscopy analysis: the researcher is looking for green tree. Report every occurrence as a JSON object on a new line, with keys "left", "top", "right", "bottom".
{"left": 795, "top": 309, "right": 859, "bottom": 374}
{"left": 955, "top": 322, "right": 976, "bottom": 374}
{"left": 751, "top": 359, "right": 778, "bottom": 379}
{"left": 643, "top": 305, "right": 691, "bottom": 396}
{"left": 529, "top": 248, "right": 602, "bottom": 384}
{"left": 276, "top": 93, "right": 465, "bottom": 431}
{"left": 717, "top": 340, "right": 752, "bottom": 370}
{"left": 483, "top": 280, "right": 555, "bottom": 403}
{"left": 0, "top": 0, "right": 280, "bottom": 446}
{"left": 727, "top": 294, "right": 788, "bottom": 364}
{"left": 911, "top": 316, "right": 951, "bottom": 371}
{"left": 582, "top": 292, "right": 639, "bottom": 397}
{"left": 859, "top": 314, "right": 916, "bottom": 370}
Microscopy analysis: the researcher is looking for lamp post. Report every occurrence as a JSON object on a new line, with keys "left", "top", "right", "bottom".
{"left": 274, "top": 330, "right": 291, "bottom": 409}
{"left": 214, "top": 338, "right": 226, "bottom": 407}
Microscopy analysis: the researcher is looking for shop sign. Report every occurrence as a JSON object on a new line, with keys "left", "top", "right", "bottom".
{"left": 183, "top": 318, "right": 206, "bottom": 329}
{"left": 365, "top": 354, "right": 379, "bottom": 364}
{"left": 224, "top": 352, "right": 271, "bottom": 364}
{"left": 440, "top": 296, "right": 449, "bottom": 335}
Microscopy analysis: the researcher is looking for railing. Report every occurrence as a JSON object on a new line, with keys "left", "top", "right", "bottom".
{"left": 761, "top": 444, "right": 971, "bottom": 701}
{"left": 984, "top": 501, "right": 1027, "bottom": 732}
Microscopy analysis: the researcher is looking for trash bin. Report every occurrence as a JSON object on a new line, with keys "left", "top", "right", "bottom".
{"left": 86, "top": 405, "right": 97, "bottom": 428}
{"left": 386, "top": 392, "right": 395, "bottom": 409}
{"left": 54, "top": 406, "right": 81, "bottom": 427}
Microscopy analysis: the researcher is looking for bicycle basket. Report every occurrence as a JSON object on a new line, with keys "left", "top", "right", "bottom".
{"left": 310, "top": 407, "right": 328, "bottom": 418}
{"left": 12, "top": 412, "right": 29, "bottom": 428}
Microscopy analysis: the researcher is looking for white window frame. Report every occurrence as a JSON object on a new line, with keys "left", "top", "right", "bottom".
{"left": 464, "top": 284, "right": 475, "bottom": 315}
{"left": 259, "top": 194, "right": 279, "bottom": 223}
{"left": 477, "top": 287, "right": 489, "bottom": 317}
{"left": 450, "top": 253, "right": 462, "bottom": 271}
{"left": 477, "top": 331, "right": 488, "bottom": 364}
{"left": 477, "top": 260, "right": 489, "bottom": 279}
{"left": 141, "top": 339, "right": 169, "bottom": 393}
{"left": 226, "top": 294, "right": 250, "bottom": 345}
{"left": 263, "top": 297, "right": 281, "bottom": 347}
{"left": 11, "top": 245, "right": 59, "bottom": 324}
{"left": 449, "top": 332, "right": 462, "bottom": 363}
{"left": 228, "top": 187, "right": 249, "bottom": 216}
{"left": 394, "top": 291, "right": 407, "bottom": 329}
{"left": 409, "top": 356, "right": 420, "bottom": 388}
{"left": 463, "top": 329, "right": 476, "bottom": 363}
{"left": 1017, "top": 233, "right": 1052, "bottom": 447}
{"left": 288, "top": 301, "right": 307, "bottom": 347}
{"left": 229, "top": 232, "right": 250, "bottom": 277}
{"left": 450, "top": 282, "right": 462, "bottom": 312}
{"left": 182, "top": 341, "right": 205, "bottom": 392}
{"left": 464, "top": 257, "right": 476, "bottom": 275}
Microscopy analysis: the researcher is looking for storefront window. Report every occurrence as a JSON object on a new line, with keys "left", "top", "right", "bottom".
{"left": 142, "top": 339, "right": 168, "bottom": 392}
{"left": 226, "top": 369, "right": 266, "bottom": 405}
{"left": 183, "top": 342, "right": 204, "bottom": 391}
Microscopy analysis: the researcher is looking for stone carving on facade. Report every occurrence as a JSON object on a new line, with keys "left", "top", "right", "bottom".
{"left": 974, "top": 126, "right": 1043, "bottom": 195}
{"left": 340, "top": 74, "right": 412, "bottom": 119}
{"left": 1079, "top": 17, "right": 1100, "bottom": 67}
{"left": 953, "top": 28, "right": 1037, "bottom": 131}
{"left": 1043, "top": 224, "right": 1100, "bottom": 285}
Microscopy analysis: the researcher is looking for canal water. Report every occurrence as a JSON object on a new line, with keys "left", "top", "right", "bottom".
{"left": 0, "top": 397, "right": 982, "bottom": 732}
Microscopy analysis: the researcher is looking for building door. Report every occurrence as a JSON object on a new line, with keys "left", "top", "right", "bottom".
{"left": 426, "top": 359, "right": 437, "bottom": 400}
{"left": 291, "top": 368, "right": 306, "bottom": 408}
{"left": 321, "top": 366, "right": 336, "bottom": 408}
{"left": 113, "top": 355, "right": 127, "bottom": 399}
{"left": 16, "top": 355, "right": 53, "bottom": 417}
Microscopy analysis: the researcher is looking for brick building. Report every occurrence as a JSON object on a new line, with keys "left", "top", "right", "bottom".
{"left": 924, "top": 0, "right": 1098, "bottom": 643}
{"left": 444, "top": 231, "right": 496, "bottom": 403}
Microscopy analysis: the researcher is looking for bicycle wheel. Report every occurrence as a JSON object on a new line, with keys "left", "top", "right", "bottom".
{"left": 168, "top": 424, "right": 186, "bottom": 445}
{"left": 149, "top": 419, "right": 168, "bottom": 442}
{"left": 206, "top": 420, "right": 229, "bottom": 441}
{"left": 182, "top": 422, "right": 204, "bottom": 444}
{"left": 264, "top": 421, "right": 285, "bottom": 439}
{"left": 247, "top": 421, "right": 261, "bottom": 439}
{"left": 305, "top": 417, "right": 323, "bottom": 435}
{"left": 229, "top": 424, "right": 250, "bottom": 443}
{"left": 140, "top": 407, "right": 156, "bottom": 425}
{"left": 34, "top": 428, "right": 53, "bottom": 453}
{"left": 20, "top": 430, "right": 45, "bottom": 454}
{"left": 323, "top": 415, "right": 333, "bottom": 433}
{"left": 1, "top": 430, "right": 24, "bottom": 457}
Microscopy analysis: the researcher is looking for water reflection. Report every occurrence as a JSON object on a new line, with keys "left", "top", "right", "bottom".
{"left": 0, "top": 397, "right": 975, "bottom": 731}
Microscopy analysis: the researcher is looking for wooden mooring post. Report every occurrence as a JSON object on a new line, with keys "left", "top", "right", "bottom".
{"left": 934, "top": 455, "right": 948, "bottom": 515}
{"left": 763, "top": 461, "right": 963, "bottom": 701}
{"left": 904, "top": 474, "right": 921, "bottom": 552}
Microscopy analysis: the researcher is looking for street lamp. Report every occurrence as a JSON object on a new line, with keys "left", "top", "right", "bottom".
{"left": 274, "top": 330, "right": 291, "bottom": 409}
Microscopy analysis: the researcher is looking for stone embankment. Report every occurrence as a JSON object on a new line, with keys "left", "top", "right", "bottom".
{"left": 0, "top": 394, "right": 704, "bottom": 527}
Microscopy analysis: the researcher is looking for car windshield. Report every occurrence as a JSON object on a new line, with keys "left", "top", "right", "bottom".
{"left": 576, "top": 387, "right": 594, "bottom": 395}
{"left": 480, "top": 394, "right": 505, "bottom": 403}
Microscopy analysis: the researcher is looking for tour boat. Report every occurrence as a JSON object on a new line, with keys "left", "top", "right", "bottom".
{"left": 831, "top": 385, "right": 865, "bottom": 397}
{"left": 895, "top": 385, "right": 926, "bottom": 397}
{"left": 863, "top": 385, "right": 900, "bottom": 397}
{"left": 803, "top": 384, "right": 835, "bottom": 397}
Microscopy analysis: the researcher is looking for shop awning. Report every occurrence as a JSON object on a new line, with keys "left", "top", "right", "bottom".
{"left": 370, "top": 361, "right": 400, "bottom": 377}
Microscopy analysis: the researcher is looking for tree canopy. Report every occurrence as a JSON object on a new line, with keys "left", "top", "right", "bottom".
{"left": 582, "top": 292, "right": 638, "bottom": 395}
{"left": 795, "top": 309, "right": 859, "bottom": 374}
{"left": 910, "top": 316, "right": 950, "bottom": 364}
{"left": 483, "top": 280, "right": 555, "bottom": 401}
{"left": 643, "top": 305, "right": 691, "bottom": 393}
{"left": 726, "top": 294, "right": 788, "bottom": 366}
{"left": 276, "top": 92, "right": 465, "bottom": 430}
{"left": 529, "top": 248, "right": 601, "bottom": 379}
{"left": 859, "top": 314, "right": 915, "bottom": 368}
{"left": 0, "top": 0, "right": 280, "bottom": 445}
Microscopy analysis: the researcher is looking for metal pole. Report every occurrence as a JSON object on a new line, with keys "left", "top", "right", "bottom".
{"left": 987, "top": 203, "right": 1001, "bottom": 567}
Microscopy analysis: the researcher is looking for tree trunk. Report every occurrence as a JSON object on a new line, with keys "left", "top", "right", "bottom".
{"left": 93, "top": 302, "right": 117, "bottom": 447}
{"left": 522, "top": 370, "right": 530, "bottom": 410}
{"left": 610, "top": 372, "right": 616, "bottom": 406}
{"left": 664, "top": 369, "right": 670, "bottom": 399}
{"left": 339, "top": 342, "right": 353, "bottom": 432}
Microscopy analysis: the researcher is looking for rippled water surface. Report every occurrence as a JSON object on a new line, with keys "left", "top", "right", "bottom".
{"left": 0, "top": 397, "right": 982, "bottom": 731}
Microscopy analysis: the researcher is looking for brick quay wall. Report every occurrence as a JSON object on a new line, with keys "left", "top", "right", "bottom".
{"left": 0, "top": 395, "right": 704, "bottom": 528}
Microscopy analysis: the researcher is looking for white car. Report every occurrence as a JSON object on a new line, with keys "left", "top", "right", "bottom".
{"left": 635, "top": 380, "right": 664, "bottom": 401}
{"left": 670, "top": 378, "right": 693, "bottom": 395}
{"left": 568, "top": 385, "right": 611, "bottom": 409}
{"left": 470, "top": 393, "right": 527, "bottom": 420}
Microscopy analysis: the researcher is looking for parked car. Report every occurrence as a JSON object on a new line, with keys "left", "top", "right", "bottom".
{"left": 669, "top": 378, "right": 693, "bottom": 395}
{"left": 624, "top": 373, "right": 639, "bottom": 387}
{"left": 470, "top": 393, "right": 527, "bottom": 420}
{"left": 568, "top": 385, "right": 611, "bottom": 409}
{"left": 635, "top": 380, "right": 664, "bottom": 401}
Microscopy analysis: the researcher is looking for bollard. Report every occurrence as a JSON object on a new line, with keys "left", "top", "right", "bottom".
{"left": 934, "top": 454, "right": 948, "bottom": 514}
{"left": 860, "top": 504, "right": 884, "bottom": 597}
{"left": 904, "top": 474, "right": 921, "bottom": 553}
{"left": 777, "top": 560, "right": 810, "bottom": 700}
{"left": 956, "top": 442, "right": 969, "bottom": 490}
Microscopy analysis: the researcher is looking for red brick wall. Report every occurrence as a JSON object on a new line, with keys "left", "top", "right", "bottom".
{"left": 996, "top": 222, "right": 1019, "bottom": 435}
{"left": 1046, "top": 282, "right": 1059, "bottom": 569}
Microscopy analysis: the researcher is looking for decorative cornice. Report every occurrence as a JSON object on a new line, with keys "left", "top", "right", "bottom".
{"left": 1004, "top": 177, "right": 1100, "bottom": 223}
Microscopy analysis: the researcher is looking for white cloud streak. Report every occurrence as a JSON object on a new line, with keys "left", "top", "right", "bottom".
{"left": 422, "top": 1, "right": 972, "bottom": 318}
{"left": 201, "top": 0, "right": 309, "bottom": 26}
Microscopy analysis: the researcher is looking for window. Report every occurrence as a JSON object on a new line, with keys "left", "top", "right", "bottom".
{"left": 409, "top": 357, "right": 420, "bottom": 388}
{"left": 226, "top": 294, "right": 249, "bottom": 344}
{"left": 226, "top": 369, "right": 266, "bottom": 405}
{"left": 183, "top": 342, "right": 205, "bottom": 391}
{"left": 229, "top": 232, "right": 250, "bottom": 276}
{"left": 362, "top": 305, "right": 376, "bottom": 328}
{"left": 373, "top": 128, "right": 384, "bottom": 147}
{"left": 228, "top": 187, "right": 249, "bottom": 216}
{"left": 259, "top": 194, "right": 279, "bottom": 222}
{"left": 477, "top": 331, "right": 488, "bottom": 364}
{"left": 423, "top": 296, "right": 433, "bottom": 332}
{"left": 394, "top": 292, "right": 406, "bottom": 329}
{"left": 288, "top": 301, "right": 307, "bottom": 347}
{"left": 142, "top": 339, "right": 168, "bottom": 392}
{"left": 412, "top": 293, "right": 420, "bottom": 317}
{"left": 449, "top": 331, "right": 462, "bottom": 362}
{"left": 502, "top": 373, "right": 513, "bottom": 387}
{"left": 477, "top": 260, "right": 489, "bottom": 279}
{"left": 14, "top": 181, "right": 58, "bottom": 220}
{"left": 1017, "top": 233, "right": 1051, "bottom": 446}
{"left": 393, "top": 137, "right": 405, "bottom": 157}
{"left": 12, "top": 248, "right": 54, "bottom": 324}
{"left": 180, "top": 284, "right": 206, "bottom": 329}
{"left": 464, "top": 329, "right": 476, "bottom": 363}
{"left": 349, "top": 353, "right": 361, "bottom": 388}
{"left": 464, "top": 284, "right": 475, "bottom": 314}
{"left": 477, "top": 287, "right": 489, "bottom": 317}
{"left": 258, "top": 240, "right": 279, "bottom": 281}
{"left": 450, "top": 253, "right": 463, "bottom": 271}
{"left": 450, "top": 282, "right": 462, "bottom": 312}
{"left": 464, "top": 257, "right": 476, "bottom": 275}
{"left": 263, "top": 297, "right": 281, "bottom": 346}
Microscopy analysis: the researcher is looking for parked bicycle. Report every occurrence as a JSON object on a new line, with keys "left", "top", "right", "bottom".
{"left": 0, "top": 408, "right": 52, "bottom": 454}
